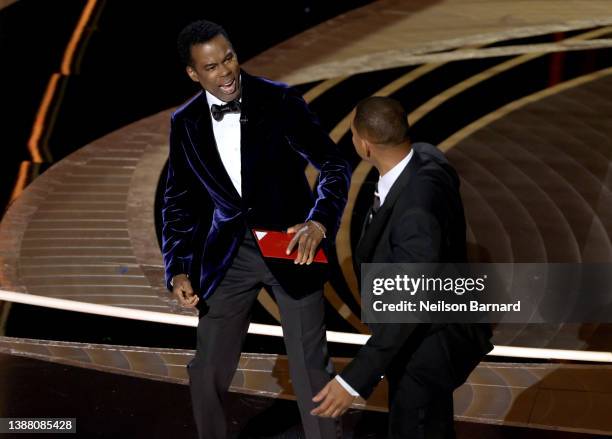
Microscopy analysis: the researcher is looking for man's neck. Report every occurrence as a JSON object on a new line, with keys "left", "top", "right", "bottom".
{"left": 376, "top": 144, "right": 412, "bottom": 176}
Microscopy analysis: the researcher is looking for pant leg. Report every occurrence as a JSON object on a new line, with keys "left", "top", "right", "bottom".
{"left": 269, "top": 284, "right": 338, "bottom": 439}
{"left": 187, "top": 236, "right": 265, "bottom": 439}
{"left": 388, "top": 391, "right": 455, "bottom": 439}
{"left": 386, "top": 328, "right": 458, "bottom": 438}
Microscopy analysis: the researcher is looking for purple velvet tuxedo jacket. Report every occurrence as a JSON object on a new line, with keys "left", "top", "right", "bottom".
{"left": 161, "top": 71, "right": 351, "bottom": 300}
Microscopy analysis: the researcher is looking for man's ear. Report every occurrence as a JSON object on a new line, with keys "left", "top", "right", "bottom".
{"left": 186, "top": 66, "right": 199, "bottom": 83}
{"left": 363, "top": 139, "right": 372, "bottom": 159}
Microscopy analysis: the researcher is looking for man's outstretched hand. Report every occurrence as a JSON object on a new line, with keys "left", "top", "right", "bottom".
{"left": 172, "top": 274, "right": 199, "bottom": 308}
{"left": 311, "top": 379, "right": 355, "bottom": 418}
{"left": 286, "top": 220, "right": 326, "bottom": 265}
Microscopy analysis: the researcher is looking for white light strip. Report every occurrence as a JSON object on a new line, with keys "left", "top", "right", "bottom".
{"left": 2, "top": 290, "right": 611, "bottom": 363}
{"left": 488, "top": 345, "right": 612, "bottom": 363}
{"left": 0, "top": 290, "right": 197, "bottom": 327}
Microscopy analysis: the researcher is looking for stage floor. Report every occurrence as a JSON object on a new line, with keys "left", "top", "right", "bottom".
{"left": 0, "top": 351, "right": 605, "bottom": 439}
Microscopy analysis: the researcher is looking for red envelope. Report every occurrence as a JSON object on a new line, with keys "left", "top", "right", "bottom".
{"left": 252, "top": 229, "right": 328, "bottom": 263}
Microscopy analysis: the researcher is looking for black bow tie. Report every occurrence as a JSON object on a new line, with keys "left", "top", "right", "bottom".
{"left": 210, "top": 100, "right": 241, "bottom": 121}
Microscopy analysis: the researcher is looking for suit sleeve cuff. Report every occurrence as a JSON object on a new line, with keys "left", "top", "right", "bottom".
{"left": 335, "top": 375, "right": 360, "bottom": 397}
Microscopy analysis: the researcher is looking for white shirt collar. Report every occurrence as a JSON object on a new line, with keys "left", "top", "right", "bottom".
{"left": 377, "top": 149, "right": 414, "bottom": 206}
{"left": 206, "top": 90, "right": 242, "bottom": 108}
{"left": 205, "top": 90, "right": 225, "bottom": 108}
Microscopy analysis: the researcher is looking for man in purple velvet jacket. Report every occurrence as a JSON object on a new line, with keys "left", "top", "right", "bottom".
{"left": 161, "top": 20, "right": 350, "bottom": 439}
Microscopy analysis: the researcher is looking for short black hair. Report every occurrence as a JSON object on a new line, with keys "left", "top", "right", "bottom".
{"left": 177, "top": 20, "right": 231, "bottom": 66}
{"left": 353, "top": 97, "right": 410, "bottom": 146}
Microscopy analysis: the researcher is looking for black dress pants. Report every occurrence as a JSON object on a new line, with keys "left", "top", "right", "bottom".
{"left": 387, "top": 330, "right": 457, "bottom": 439}
{"left": 187, "top": 231, "right": 337, "bottom": 439}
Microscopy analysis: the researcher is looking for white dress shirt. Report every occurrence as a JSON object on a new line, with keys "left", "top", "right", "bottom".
{"left": 334, "top": 148, "right": 414, "bottom": 397}
{"left": 206, "top": 90, "right": 242, "bottom": 196}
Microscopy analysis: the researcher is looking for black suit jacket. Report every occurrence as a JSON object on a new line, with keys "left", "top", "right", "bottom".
{"left": 161, "top": 71, "right": 351, "bottom": 299}
{"left": 341, "top": 143, "right": 493, "bottom": 402}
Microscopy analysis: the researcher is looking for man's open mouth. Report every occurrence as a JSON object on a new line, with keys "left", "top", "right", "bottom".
{"left": 219, "top": 78, "right": 237, "bottom": 95}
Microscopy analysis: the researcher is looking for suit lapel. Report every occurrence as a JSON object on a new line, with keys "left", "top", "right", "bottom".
{"left": 239, "top": 72, "right": 264, "bottom": 203}
{"left": 356, "top": 151, "right": 422, "bottom": 262}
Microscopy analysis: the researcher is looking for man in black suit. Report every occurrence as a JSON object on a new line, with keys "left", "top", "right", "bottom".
{"left": 162, "top": 20, "right": 350, "bottom": 439}
{"left": 311, "top": 97, "right": 492, "bottom": 438}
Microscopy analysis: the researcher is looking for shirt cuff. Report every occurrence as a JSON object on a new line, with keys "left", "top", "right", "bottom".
{"left": 335, "top": 375, "right": 360, "bottom": 397}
